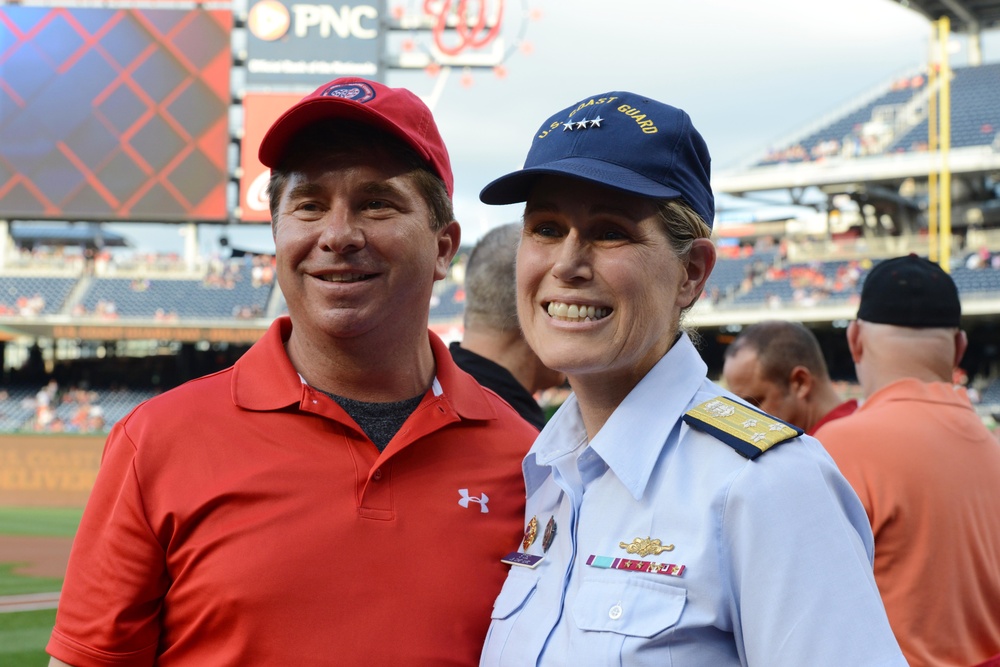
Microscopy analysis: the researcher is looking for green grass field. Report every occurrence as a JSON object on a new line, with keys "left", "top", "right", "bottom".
{"left": 1, "top": 609, "right": 57, "bottom": 666}
{"left": 0, "top": 507, "right": 82, "bottom": 540}
{"left": 0, "top": 506, "right": 82, "bottom": 666}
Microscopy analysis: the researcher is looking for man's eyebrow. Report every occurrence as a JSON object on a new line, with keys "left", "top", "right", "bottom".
{"left": 285, "top": 182, "right": 324, "bottom": 201}
{"left": 361, "top": 181, "right": 407, "bottom": 199}
{"left": 283, "top": 178, "right": 408, "bottom": 203}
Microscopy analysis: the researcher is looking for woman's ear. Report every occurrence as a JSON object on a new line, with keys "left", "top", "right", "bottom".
{"left": 679, "top": 238, "right": 717, "bottom": 308}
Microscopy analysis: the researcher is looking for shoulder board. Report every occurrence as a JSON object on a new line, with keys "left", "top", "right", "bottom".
{"left": 682, "top": 396, "right": 803, "bottom": 460}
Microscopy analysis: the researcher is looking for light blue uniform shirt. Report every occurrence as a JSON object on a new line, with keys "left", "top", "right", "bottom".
{"left": 481, "top": 335, "right": 905, "bottom": 666}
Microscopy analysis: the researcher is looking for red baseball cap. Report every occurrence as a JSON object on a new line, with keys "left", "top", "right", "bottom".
{"left": 258, "top": 77, "right": 454, "bottom": 197}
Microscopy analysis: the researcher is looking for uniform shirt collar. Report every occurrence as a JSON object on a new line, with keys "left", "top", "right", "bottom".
{"left": 524, "top": 335, "right": 707, "bottom": 501}
{"left": 232, "top": 315, "right": 500, "bottom": 421}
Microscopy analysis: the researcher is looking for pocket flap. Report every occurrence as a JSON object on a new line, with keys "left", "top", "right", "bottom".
{"left": 491, "top": 573, "right": 539, "bottom": 620}
{"left": 573, "top": 577, "right": 686, "bottom": 638}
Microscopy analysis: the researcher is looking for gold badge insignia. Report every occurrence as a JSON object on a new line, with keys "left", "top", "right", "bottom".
{"left": 618, "top": 536, "right": 674, "bottom": 557}
{"left": 522, "top": 516, "right": 538, "bottom": 551}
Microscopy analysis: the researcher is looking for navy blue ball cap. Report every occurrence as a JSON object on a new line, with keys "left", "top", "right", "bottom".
{"left": 479, "top": 91, "right": 715, "bottom": 227}
{"left": 857, "top": 254, "right": 961, "bottom": 328}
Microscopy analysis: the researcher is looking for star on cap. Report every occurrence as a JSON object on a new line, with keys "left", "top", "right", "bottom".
{"left": 575, "top": 119, "right": 589, "bottom": 130}
{"left": 589, "top": 116, "right": 603, "bottom": 128}
{"left": 562, "top": 121, "right": 575, "bottom": 131}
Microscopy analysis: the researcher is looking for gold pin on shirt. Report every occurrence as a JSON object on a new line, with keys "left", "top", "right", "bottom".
{"left": 619, "top": 536, "right": 674, "bottom": 557}
{"left": 522, "top": 516, "right": 539, "bottom": 551}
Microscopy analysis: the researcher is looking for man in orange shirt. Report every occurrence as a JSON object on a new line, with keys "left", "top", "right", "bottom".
{"left": 815, "top": 254, "right": 1000, "bottom": 667}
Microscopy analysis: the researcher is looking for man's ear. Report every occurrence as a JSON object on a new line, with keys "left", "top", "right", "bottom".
{"left": 788, "top": 366, "right": 814, "bottom": 399}
{"left": 434, "top": 221, "right": 461, "bottom": 281}
{"left": 847, "top": 320, "right": 863, "bottom": 364}
{"left": 954, "top": 329, "right": 968, "bottom": 368}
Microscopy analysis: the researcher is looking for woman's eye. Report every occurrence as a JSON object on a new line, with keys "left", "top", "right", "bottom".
{"left": 526, "top": 221, "right": 560, "bottom": 237}
{"left": 598, "top": 227, "right": 629, "bottom": 241}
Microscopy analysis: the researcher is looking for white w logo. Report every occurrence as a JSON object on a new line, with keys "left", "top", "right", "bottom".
{"left": 458, "top": 488, "right": 489, "bottom": 513}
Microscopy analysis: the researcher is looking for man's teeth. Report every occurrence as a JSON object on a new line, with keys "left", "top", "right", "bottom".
{"left": 547, "top": 302, "right": 610, "bottom": 322}
{"left": 320, "top": 273, "right": 369, "bottom": 283}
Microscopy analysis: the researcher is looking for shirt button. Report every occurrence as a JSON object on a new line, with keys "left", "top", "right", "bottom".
{"left": 609, "top": 603, "right": 623, "bottom": 620}
{"left": 372, "top": 468, "right": 383, "bottom": 481}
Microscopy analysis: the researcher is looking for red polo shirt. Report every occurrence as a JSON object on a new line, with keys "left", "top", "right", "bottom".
{"left": 48, "top": 317, "right": 536, "bottom": 666}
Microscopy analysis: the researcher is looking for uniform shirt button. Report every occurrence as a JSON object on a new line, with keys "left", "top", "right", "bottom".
{"left": 372, "top": 468, "right": 383, "bottom": 481}
{"left": 609, "top": 603, "right": 623, "bottom": 620}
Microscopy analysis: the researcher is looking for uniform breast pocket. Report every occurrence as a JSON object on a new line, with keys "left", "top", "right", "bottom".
{"left": 481, "top": 571, "right": 540, "bottom": 663}
{"left": 573, "top": 575, "right": 686, "bottom": 638}
{"left": 491, "top": 572, "right": 538, "bottom": 621}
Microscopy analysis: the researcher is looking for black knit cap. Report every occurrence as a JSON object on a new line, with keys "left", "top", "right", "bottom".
{"left": 857, "top": 254, "right": 961, "bottom": 328}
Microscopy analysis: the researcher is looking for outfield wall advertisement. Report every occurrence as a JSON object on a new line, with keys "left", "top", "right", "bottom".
{"left": 0, "top": 436, "right": 103, "bottom": 507}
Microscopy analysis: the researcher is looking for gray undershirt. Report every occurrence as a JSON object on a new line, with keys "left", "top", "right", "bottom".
{"left": 322, "top": 391, "right": 425, "bottom": 452}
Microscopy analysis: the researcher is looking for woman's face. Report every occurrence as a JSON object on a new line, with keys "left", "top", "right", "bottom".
{"left": 516, "top": 175, "right": 709, "bottom": 392}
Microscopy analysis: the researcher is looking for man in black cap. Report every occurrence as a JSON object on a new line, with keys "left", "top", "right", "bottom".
{"left": 814, "top": 254, "right": 1000, "bottom": 667}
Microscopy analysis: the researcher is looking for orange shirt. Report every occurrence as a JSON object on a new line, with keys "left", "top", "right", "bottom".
{"left": 48, "top": 317, "right": 536, "bottom": 666}
{"left": 815, "top": 379, "right": 1000, "bottom": 667}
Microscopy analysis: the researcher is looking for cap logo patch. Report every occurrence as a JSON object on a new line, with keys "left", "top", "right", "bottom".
{"left": 320, "top": 82, "right": 376, "bottom": 103}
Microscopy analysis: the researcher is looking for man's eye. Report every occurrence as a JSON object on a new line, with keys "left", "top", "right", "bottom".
{"left": 365, "top": 200, "right": 390, "bottom": 210}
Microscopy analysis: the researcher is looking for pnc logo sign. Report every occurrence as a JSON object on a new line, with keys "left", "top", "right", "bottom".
{"left": 247, "top": 2, "right": 379, "bottom": 41}
{"left": 247, "top": 0, "right": 290, "bottom": 41}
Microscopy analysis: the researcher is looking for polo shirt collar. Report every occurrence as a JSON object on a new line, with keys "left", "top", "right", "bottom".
{"left": 232, "top": 316, "right": 499, "bottom": 421}
{"left": 428, "top": 331, "right": 499, "bottom": 421}
{"left": 232, "top": 316, "right": 303, "bottom": 411}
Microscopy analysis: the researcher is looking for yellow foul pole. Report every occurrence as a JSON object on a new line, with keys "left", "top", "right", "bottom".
{"left": 938, "top": 15, "right": 952, "bottom": 273}
{"left": 927, "top": 31, "right": 938, "bottom": 263}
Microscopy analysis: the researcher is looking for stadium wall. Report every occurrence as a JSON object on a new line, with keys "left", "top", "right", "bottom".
{"left": 0, "top": 435, "right": 103, "bottom": 507}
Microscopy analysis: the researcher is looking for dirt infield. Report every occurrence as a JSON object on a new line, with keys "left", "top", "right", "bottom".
{"left": 0, "top": 535, "right": 73, "bottom": 578}
{"left": 0, "top": 434, "right": 104, "bottom": 507}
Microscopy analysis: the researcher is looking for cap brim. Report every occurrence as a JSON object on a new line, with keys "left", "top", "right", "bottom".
{"left": 259, "top": 98, "right": 424, "bottom": 168}
{"left": 479, "top": 158, "right": 685, "bottom": 205}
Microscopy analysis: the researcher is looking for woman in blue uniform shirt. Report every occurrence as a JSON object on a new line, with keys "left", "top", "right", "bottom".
{"left": 477, "top": 91, "right": 906, "bottom": 666}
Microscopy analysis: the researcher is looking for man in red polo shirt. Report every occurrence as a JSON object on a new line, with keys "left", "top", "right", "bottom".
{"left": 47, "top": 78, "right": 537, "bottom": 667}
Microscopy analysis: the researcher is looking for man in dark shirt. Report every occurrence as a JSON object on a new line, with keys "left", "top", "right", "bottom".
{"left": 450, "top": 223, "right": 564, "bottom": 429}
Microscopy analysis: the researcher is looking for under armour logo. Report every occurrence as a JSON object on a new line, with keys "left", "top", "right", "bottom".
{"left": 458, "top": 488, "right": 489, "bottom": 513}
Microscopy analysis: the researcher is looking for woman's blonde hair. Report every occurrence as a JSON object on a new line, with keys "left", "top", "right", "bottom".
{"left": 655, "top": 198, "right": 714, "bottom": 337}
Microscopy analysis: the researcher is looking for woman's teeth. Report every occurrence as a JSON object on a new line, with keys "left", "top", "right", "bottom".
{"left": 547, "top": 302, "right": 610, "bottom": 322}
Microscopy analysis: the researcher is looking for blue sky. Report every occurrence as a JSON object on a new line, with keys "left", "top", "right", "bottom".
{"left": 108, "top": 0, "right": 999, "bottom": 254}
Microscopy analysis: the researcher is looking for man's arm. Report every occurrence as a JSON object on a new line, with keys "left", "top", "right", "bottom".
{"left": 49, "top": 658, "right": 73, "bottom": 666}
